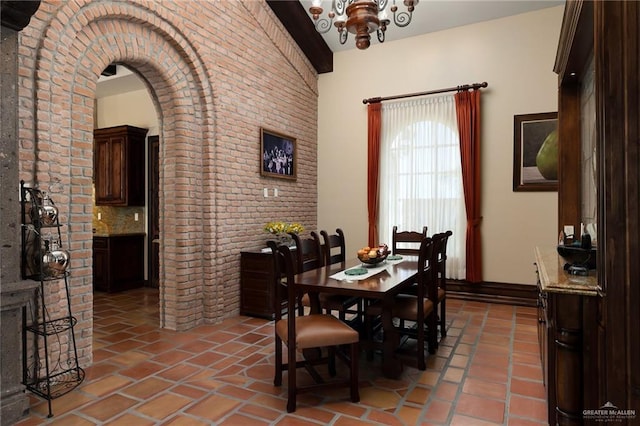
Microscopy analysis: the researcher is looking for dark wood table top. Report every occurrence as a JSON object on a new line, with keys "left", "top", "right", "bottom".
{"left": 294, "top": 258, "right": 419, "bottom": 299}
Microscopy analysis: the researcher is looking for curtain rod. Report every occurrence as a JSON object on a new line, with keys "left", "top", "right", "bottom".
{"left": 362, "top": 81, "right": 488, "bottom": 105}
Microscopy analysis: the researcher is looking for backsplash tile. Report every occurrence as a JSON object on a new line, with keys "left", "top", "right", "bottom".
{"left": 93, "top": 205, "right": 145, "bottom": 235}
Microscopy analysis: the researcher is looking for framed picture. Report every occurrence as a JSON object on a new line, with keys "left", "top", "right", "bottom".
{"left": 513, "top": 112, "right": 558, "bottom": 192}
{"left": 260, "top": 128, "right": 297, "bottom": 180}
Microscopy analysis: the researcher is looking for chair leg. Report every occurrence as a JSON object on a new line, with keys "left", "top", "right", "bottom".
{"left": 274, "top": 336, "right": 282, "bottom": 386}
{"left": 427, "top": 312, "right": 437, "bottom": 355}
{"left": 350, "top": 342, "right": 360, "bottom": 403}
{"left": 328, "top": 346, "right": 336, "bottom": 377}
{"left": 416, "top": 317, "right": 426, "bottom": 371}
{"left": 440, "top": 299, "right": 447, "bottom": 338}
{"left": 364, "top": 313, "right": 374, "bottom": 361}
{"left": 287, "top": 344, "right": 297, "bottom": 413}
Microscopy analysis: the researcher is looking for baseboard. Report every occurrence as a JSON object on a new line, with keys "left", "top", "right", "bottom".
{"left": 447, "top": 280, "right": 537, "bottom": 307}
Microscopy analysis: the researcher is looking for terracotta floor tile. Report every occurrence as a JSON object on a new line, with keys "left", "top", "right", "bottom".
{"left": 462, "top": 377, "right": 507, "bottom": 400}
{"left": 80, "top": 375, "right": 133, "bottom": 397}
{"left": 185, "top": 394, "right": 241, "bottom": 422}
{"left": 104, "top": 413, "right": 156, "bottom": 426}
{"left": 511, "top": 363, "right": 543, "bottom": 381}
{"left": 79, "top": 394, "right": 139, "bottom": 422}
{"left": 119, "top": 360, "right": 166, "bottom": 380}
{"left": 507, "top": 395, "right": 548, "bottom": 422}
{"left": 161, "top": 415, "right": 211, "bottom": 426}
{"left": 135, "top": 393, "right": 192, "bottom": 420}
{"left": 450, "top": 413, "right": 502, "bottom": 425}
{"left": 510, "top": 377, "right": 546, "bottom": 399}
{"left": 435, "top": 382, "right": 459, "bottom": 401}
{"left": 455, "top": 393, "right": 505, "bottom": 423}
{"left": 424, "top": 399, "right": 452, "bottom": 423}
{"left": 20, "top": 290, "right": 549, "bottom": 426}
{"left": 122, "top": 376, "right": 173, "bottom": 399}
{"left": 239, "top": 403, "right": 283, "bottom": 422}
{"left": 406, "top": 385, "right": 432, "bottom": 404}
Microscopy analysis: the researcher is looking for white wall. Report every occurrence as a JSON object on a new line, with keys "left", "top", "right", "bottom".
{"left": 96, "top": 88, "right": 159, "bottom": 134}
{"left": 318, "top": 6, "right": 563, "bottom": 285}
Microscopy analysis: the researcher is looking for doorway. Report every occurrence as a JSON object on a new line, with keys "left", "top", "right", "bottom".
{"left": 94, "top": 64, "right": 160, "bottom": 328}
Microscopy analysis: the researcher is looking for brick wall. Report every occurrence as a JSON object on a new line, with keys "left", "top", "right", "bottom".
{"left": 17, "top": 0, "right": 318, "bottom": 366}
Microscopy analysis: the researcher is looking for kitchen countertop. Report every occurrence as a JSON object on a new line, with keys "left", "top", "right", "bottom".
{"left": 535, "top": 246, "right": 600, "bottom": 296}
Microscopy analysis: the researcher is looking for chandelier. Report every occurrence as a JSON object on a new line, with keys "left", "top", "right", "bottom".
{"left": 308, "top": 0, "right": 419, "bottom": 50}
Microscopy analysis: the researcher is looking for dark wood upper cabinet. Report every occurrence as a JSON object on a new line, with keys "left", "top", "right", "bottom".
{"left": 94, "top": 125, "right": 148, "bottom": 206}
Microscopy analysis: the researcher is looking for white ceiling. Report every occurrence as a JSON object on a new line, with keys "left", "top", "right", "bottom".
{"left": 302, "top": 0, "right": 564, "bottom": 52}
{"left": 96, "top": 0, "right": 564, "bottom": 97}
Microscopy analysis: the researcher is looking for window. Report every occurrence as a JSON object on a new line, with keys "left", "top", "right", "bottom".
{"left": 379, "top": 95, "right": 466, "bottom": 279}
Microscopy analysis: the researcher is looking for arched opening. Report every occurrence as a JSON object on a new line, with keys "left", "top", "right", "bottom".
{"left": 93, "top": 64, "right": 161, "bottom": 332}
{"left": 20, "top": 1, "right": 219, "bottom": 366}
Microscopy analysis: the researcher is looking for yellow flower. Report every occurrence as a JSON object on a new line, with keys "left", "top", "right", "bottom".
{"left": 264, "top": 221, "right": 304, "bottom": 235}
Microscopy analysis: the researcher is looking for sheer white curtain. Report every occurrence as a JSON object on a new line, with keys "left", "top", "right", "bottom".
{"left": 378, "top": 94, "right": 466, "bottom": 279}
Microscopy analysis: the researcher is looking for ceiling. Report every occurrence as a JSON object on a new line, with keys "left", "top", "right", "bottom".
{"left": 299, "top": 0, "right": 564, "bottom": 54}
{"left": 97, "top": 0, "right": 564, "bottom": 96}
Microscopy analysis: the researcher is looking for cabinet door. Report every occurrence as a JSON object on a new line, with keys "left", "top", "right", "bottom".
{"left": 94, "top": 134, "right": 126, "bottom": 205}
{"left": 93, "top": 238, "right": 110, "bottom": 291}
{"left": 94, "top": 125, "right": 147, "bottom": 206}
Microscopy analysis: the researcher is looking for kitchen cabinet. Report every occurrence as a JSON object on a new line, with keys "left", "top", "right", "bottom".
{"left": 93, "top": 234, "right": 145, "bottom": 292}
{"left": 94, "top": 125, "right": 148, "bottom": 206}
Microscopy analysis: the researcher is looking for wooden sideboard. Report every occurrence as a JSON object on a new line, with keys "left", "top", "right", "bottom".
{"left": 535, "top": 247, "right": 602, "bottom": 425}
{"left": 240, "top": 250, "right": 277, "bottom": 319}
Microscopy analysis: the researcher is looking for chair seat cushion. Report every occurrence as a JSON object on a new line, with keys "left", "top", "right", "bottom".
{"left": 276, "top": 314, "right": 359, "bottom": 350}
{"left": 365, "top": 295, "right": 434, "bottom": 321}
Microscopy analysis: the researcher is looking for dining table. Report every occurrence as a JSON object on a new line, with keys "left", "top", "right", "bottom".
{"left": 293, "top": 256, "right": 419, "bottom": 379}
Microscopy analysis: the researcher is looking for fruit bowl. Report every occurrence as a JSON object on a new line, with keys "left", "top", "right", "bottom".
{"left": 357, "top": 244, "right": 390, "bottom": 266}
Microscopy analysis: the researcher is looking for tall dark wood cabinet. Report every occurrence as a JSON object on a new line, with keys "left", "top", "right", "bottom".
{"left": 94, "top": 125, "right": 148, "bottom": 206}
{"left": 552, "top": 1, "right": 640, "bottom": 424}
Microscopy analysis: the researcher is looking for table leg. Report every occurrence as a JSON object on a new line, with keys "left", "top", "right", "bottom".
{"left": 381, "top": 296, "right": 402, "bottom": 378}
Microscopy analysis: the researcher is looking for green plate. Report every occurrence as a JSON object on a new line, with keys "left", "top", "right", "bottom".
{"left": 344, "top": 268, "right": 367, "bottom": 276}
{"left": 387, "top": 255, "right": 403, "bottom": 260}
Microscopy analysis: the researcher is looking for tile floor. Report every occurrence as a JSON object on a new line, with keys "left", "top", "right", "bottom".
{"left": 17, "top": 288, "right": 548, "bottom": 425}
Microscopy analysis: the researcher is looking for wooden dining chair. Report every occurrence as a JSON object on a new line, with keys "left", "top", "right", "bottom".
{"left": 391, "top": 225, "right": 428, "bottom": 256}
{"left": 432, "top": 230, "right": 452, "bottom": 340}
{"left": 364, "top": 237, "right": 437, "bottom": 370}
{"left": 290, "top": 232, "right": 324, "bottom": 273}
{"left": 319, "top": 229, "right": 363, "bottom": 324}
{"left": 268, "top": 241, "right": 360, "bottom": 413}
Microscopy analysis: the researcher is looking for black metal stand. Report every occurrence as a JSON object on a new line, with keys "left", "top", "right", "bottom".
{"left": 20, "top": 181, "right": 84, "bottom": 418}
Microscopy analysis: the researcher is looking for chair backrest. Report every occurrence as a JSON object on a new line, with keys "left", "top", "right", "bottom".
{"left": 392, "top": 225, "right": 428, "bottom": 256}
{"left": 320, "top": 228, "right": 346, "bottom": 266}
{"left": 268, "top": 241, "right": 299, "bottom": 325}
{"left": 416, "top": 237, "right": 437, "bottom": 304}
{"left": 290, "top": 232, "right": 324, "bottom": 274}
{"left": 432, "top": 230, "right": 453, "bottom": 281}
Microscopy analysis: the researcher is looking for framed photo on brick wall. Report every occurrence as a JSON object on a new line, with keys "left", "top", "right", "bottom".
{"left": 260, "top": 128, "right": 296, "bottom": 180}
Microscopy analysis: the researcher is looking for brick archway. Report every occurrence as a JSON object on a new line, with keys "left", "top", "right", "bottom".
{"left": 19, "top": 1, "right": 219, "bottom": 364}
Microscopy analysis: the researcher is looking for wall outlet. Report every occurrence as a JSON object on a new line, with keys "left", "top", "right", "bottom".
{"left": 263, "top": 188, "right": 269, "bottom": 198}
{"left": 97, "top": 212, "right": 102, "bottom": 220}
{"left": 274, "top": 188, "right": 279, "bottom": 197}
{"left": 134, "top": 213, "right": 139, "bottom": 221}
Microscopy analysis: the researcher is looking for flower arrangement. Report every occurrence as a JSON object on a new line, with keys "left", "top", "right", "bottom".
{"left": 263, "top": 221, "right": 305, "bottom": 235}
